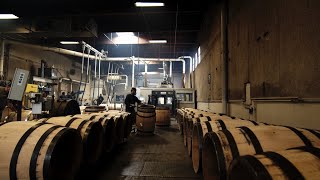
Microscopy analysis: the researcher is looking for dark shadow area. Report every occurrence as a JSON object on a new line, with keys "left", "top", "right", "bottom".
{"left": 77, "top": 121, "right": 202, "bottom": 180}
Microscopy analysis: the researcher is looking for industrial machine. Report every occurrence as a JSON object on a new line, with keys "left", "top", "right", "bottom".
{"left": 139, "top": 87, "right": 196, "bottom": 115}
{"left": 149, "top": 89, "right": 176, "bottom": 114}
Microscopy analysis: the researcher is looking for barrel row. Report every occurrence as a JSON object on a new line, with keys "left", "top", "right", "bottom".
{"left": 202, "top": 125, "right": 320, "bottom": 180}
{"left": 176, "top": 108, "right": 265, "bottom": 174}
{"left": 0, "top": 109, "right": 132, "bottom": 180}
{"left": 229, "top": 146, "right": 320, "bottom": 180}
{"left": 176, "top": 108, "right": 320, "bottom": 180}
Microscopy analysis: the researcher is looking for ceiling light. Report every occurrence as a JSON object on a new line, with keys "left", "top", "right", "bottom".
{"left": 135, "top": 2, "right": 165, "bottom": 7}
{"left": 116, "top": 32, "right": 134, "bottom": 37}
{"left": 60, "top": 41, "right": 80, "bottom": 45}
{"left": 158, "top": 68, "right": 164, "bottom": 69}
{"left": 149, "top": 40, "right": 167, "bottom": 44}
{"left": 0, "top": 14, "right": 19, "bottom": 19}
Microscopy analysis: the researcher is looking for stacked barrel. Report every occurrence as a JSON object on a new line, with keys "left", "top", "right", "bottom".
{"left": 0, "top": 110, "right": 132, "bottom": 180}
{"left": 176, "top": 108, "right": 320, "bottom": 180}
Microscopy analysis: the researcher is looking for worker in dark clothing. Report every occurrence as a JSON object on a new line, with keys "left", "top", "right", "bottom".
{"left": 59, "top": 92, "right": 67, "bottom": 100}
{"left": 125, "top": 87, "right": 141, "bottom": 132}
{"left": 97, "top": 94, "right": 104, "bottom": 105}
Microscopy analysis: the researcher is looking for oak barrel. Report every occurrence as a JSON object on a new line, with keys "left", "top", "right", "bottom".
{"left": 0, "top": 121, "right": 83, "bottom": 180}
{"left": 136, "top": 105, "right": 156, "bottom": 135}
{"left": 84, "top": 105, "right": 106, "bottom": 113}
{"left": 52, "top": 100, "right": 81, "bottom": 116}
{"left": 45, "top": 116, "right": 104, "bottom": 165}
{"left": 202, "top": 126, "right": 320, "bottom": 180}
{"left": 74, "top": 113, "right": 117, "bottom": 152}
{"left": 192, "top": 118, "right": 262, "bottom": 173}
{"left": 155, "top": 107, "right": 171, "bottom": 126}
{"left": 229, "top": 146, "right": 320, "bottom": 180}
{"left": 187, "top": 115, "right": 235, "bottom": 157}
{"left": 183, "top": 112, "right": 218, "bottom": 147}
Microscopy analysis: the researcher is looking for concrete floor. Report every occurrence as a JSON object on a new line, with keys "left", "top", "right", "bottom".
{"left": 79, "top": 119, "right": 202, "bottom": 180}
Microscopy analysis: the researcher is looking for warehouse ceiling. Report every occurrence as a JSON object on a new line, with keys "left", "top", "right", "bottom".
{"left": 0, "top": 0, "right": 211, "bottom": 59}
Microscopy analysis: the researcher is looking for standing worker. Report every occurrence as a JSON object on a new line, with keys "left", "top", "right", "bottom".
{"left": 125, "top": 88, "right": 141, "bottom": 132}
{"left": 97, "top": 94, "right": 104, "bottom": 105}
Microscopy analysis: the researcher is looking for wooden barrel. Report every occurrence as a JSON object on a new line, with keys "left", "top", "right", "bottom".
{"left": 187, "top": 115, "right": 234, "bottom": 157}
{"left": 176, "top": 109, "right": 185, "bottom": 134}
{"left": 83, "top": 110, "right": 129, "bottom": 143}
{"left": 84, "top": 105, "right": 106, "bottom": 113}
{"left": 229, "top": 146, "right": 320, "bottom": 180}
{"left": 112, "top": 115, "right": 125, "bottom": 143}
{"left": 52, "top": 100, "right": 80, "bottom": 117}
{"left": 183, "top": 112, "right": 218, "bottom": 147}
{"left": 156, "top": 107, "right": 171, "bottom": 126}
{"left": 45, "top": 116, "right": 104, "bottom": 166}
{"left": 73, "top": 113, "right": 117, "bottom": 152}
{"left": 192, "top": 118, "right": 262, "bottom": 173}
{"left": 93, "top": 114, "right": 116, "bottom": 152}
{"left": 0, "top": 121, "right": 83, "bottom": 180}
{"left": 1, "top": 106, "right": 16, "bottom": 122}
{"left": 120, "top": 112, "right": 131, "bottom": 139}
{"left": 136, "top": 105, "right": 156, "bottom": 135}
{"left": 202, "top": 126, "right": 320, "bottom": 180}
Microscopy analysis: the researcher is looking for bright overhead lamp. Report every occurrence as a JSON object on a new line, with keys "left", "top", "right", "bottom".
{"left": 116, "top": 32, "right": 134, "bottom": 37}
{"left": 135, "top": 2, "right": 165, "bottom": 7}
{"left": 0, "top": 14, "right": 19, "bottom": 19}
{"left": 60, "top": 41, "right": 80, "bottom": 45}
{"left": 149, "top": 40, "right": 167, "bottom": 44}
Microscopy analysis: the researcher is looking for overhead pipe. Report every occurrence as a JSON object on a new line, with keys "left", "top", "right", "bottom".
{"left": 5, "top": 40, "right": 188, "bottom": 87}
{"left": 144, "top": 63, "right": 148, "bottom": 87}
{"left": 163, "top": 61, "right": 166, "bottom": 78}
{"left": 6, "top": 40, "right": 105, "bottom": 60}
{"left": 61, "top": 78, "right": 89, "bottom": 85}
{"left": 104, "top": 74, "right": 128, "bottom": 90}
{"left": 5, "top": 40, "right": 187, "bottom": 69}
{"left": 98, "top": 53, "right": 101, "bottom": 97}
{"left": 0, "top": 40, "right": 5, "bottom": 78}
{"left": 169, "top": 61, "right": 173, "bottom": 78}
{"left": 178, "top": 56, "right": 192, "bottom": 73}
{"left": 221, "top": 0, "right": 229, "bottom": 114}
{"left": 132, "top": 59, "right": 135, "bottom": 87}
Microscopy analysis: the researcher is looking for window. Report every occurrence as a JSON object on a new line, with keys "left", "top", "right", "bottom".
{"left": 192, "top": 57, "right": 195, "bottom": 71}
{"left": 195, "top": 53, "right": 198, "bottom": 68}
{"left": 198, "top": 46, "right": 201, "bottom": 63}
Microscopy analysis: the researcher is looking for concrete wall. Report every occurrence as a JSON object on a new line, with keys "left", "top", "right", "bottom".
{"left": 193, "top": 0, "right": 320, "bottom": 129}
{"left": 3, "top": 42, "right": 92, "bottom": 103}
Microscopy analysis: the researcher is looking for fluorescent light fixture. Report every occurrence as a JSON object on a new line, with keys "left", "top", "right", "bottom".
{"left": 116, "top": 32, "right": 134, "bottom": 37}
{"left": 158, "top": 67, "right": 164, "bottom": 69}
{"left": 135, "top": 2, "right": 165, "bottom": 7}
{"left": 149, "top": 40, "right": 167, "bottom": 44}
{"left": 0, "top": 14, "right": 19, "bottom": 19}
{"left": 60, "top": 41, "right": 80, "bottom": 45}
